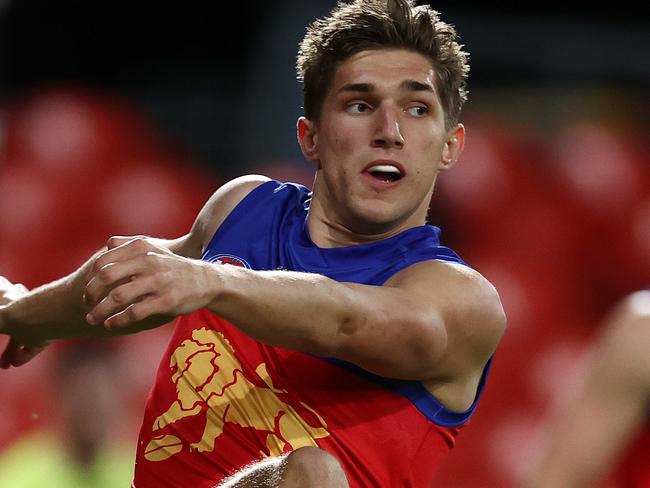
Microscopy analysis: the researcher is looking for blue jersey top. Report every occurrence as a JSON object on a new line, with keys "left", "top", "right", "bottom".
{"left": 201, "top": 179, "right": 488, "bottom": 426}
{"left": 203, "top": 180, "right": 468, "bottom": 285}
{"left": 133, "top": 179, "right": 491, "bottom": 488}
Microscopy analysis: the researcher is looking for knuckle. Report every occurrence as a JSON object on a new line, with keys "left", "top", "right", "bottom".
{"left": 133, "top": 237, "right": 150, "bottom": 251}
{"left": 110, "top": 289, "right": 124, "bottom": 304}
{"left": 98, "top": 267, "right": 113, "bottom": 283}
{"left": 92, "top": 258, "right": 105, "bottom": 274}
{"left": 107, "top": 236, "right": 120, "bottom": 248}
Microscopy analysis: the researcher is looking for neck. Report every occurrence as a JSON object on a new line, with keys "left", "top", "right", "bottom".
{"left": 306, "top": 194, "right": 425, "bottom": 248}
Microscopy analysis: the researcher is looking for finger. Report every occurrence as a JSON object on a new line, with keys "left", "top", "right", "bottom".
{"left": 87, "top": 277, "right": 157, "bottom": 326}
{"left": 92, "top": 237, "right": 153, "bottom": 276}
{"left": 106, "top": 235, "right": 147, "bottom": 250}
{"left": 104, "top": 296, "right": 165, "bottom": 329}
{"left": 85, "top": 258, "right": 148, "bottom": 306}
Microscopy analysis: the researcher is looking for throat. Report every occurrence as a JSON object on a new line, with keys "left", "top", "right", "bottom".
{"left": 306, "top": 211, "right": 408, "bottom": 248}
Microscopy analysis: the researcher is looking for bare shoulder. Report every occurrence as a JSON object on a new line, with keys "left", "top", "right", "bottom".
{"left": 182, "top": 175, "right": 272, "bottom": 258}
{"left": 386, "top": 260, "right": 506, "bottom": 375}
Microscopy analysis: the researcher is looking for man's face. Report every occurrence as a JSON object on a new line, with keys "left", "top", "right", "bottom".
{"left": 300, "top": 48, "right": 463, "bottom": 235}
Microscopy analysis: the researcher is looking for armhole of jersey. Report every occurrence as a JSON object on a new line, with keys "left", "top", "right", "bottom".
{"left": 321, "top": 356, "right": 493, "bottom": 428}
{"left": 404, "top": 357, "right": 493, "bottom": 427}
{"left": 201, "top": 179, "right": 281, "bottom": 260}
{"left": 376, "top": 252, "right": 471, "bottom": 286}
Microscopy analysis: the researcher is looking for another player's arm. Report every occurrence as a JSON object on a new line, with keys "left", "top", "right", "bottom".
{"left": 84, "top": 233, "right": 505, "bottom": 392}
{"left": 524, "top": 291, "right": 650, "bottom": 488}
{"left": 0, "top": 175, "right": 269, "bottom": 352}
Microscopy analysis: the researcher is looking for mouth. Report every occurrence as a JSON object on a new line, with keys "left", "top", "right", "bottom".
{"left": 362, "top": 161, "right": 405, "bottom": 184}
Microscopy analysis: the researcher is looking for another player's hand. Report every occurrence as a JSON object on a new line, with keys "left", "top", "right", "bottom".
{"left": 0, "top": 277, "right": 48, "bottom": 369}
{"left": 84, "top": 236, "right": 219, "bottom": 329}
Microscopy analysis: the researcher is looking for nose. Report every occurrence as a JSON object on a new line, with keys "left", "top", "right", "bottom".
{"left": 371, "top": 105, "right": 405, "bottom": 150}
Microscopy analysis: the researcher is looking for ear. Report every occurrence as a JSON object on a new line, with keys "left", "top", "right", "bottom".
{"left": 297, "top": 117, "right": 319, "bottom": 162}
{"left": 439, "top": 123, "right": 465, "bottom": 171}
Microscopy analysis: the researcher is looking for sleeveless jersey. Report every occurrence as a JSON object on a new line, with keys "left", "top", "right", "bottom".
{"left": 132, "top": 180, "right": 491, "bottom": 488}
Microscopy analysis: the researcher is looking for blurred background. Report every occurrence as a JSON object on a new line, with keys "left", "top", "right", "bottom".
{"left": 0, "top": 1, "right": 648, "bottom": 486}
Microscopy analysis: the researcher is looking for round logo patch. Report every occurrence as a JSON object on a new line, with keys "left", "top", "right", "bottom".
{"left": 209, "top": 254, "right": 251, "bottom": 269}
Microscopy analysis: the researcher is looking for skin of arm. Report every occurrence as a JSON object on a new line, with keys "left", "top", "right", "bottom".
{"left": 0, "top": 175, "right": 269, "bottom": 367}
{"left": 524, "top": 290, "right": 650, "bottom": 488}
{"left": 81, "top": 186, "right": 505, "bottom": 397}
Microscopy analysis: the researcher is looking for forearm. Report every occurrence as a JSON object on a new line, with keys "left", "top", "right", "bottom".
{"left": 209, "top": 266, "right": 356, "bottom": 356}
{"left": 0, "top": 250, "right": 114, "bottom": 344}
{"left": 0, "top": 246, "right": 173, "bottom": 345}
{"left": 81, "top": 238, "right": 446, "bottom": 377}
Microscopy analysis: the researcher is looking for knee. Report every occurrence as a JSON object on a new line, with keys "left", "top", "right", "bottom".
{"left": 281, "top": 446, "right": 348, "bottom": 488}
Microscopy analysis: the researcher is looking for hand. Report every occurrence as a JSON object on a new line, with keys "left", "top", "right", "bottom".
{"left": 0, "top": 277, "right": 48, "bottom": 369}
{"left": 84, "top": 236, "right": 220, "bottom": 329}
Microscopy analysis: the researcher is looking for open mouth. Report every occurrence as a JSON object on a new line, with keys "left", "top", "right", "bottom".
{"left": 366, "top": 164, "right": 404, "bottom": 183}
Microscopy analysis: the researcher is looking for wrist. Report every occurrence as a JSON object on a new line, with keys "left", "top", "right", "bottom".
{"left": 201, "top": 260, "right": 228, "bottom": 310}
{"left": 203, "top": 261, "right": 242, "bottom": 313}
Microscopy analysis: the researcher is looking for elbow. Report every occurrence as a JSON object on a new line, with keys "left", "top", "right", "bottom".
{"left": 309, "top": 307, "right": 367, "bottom": 359}
{"left": 318, "top": 310, "right": 359, "bottom": 358}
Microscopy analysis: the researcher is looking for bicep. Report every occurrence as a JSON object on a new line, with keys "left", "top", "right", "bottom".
{"left": 334, "top": 261, "right": 505, "bottom": 382}
{"left": 333, "top": 281, "right": 448, "bottom": 379}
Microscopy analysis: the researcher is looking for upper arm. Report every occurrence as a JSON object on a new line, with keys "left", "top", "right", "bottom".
{"left": 568, "top": 292, "right": 650, "bottom": 445}
{"left": 525, "top": 291, "right": 650, "bottom": 487}
{"left": 169, "top": 175, "right": 271, "bottom": 259}
{"left": 589, "top": 291, "right": 650, "bottom": 405}
{"left": 335, "top": 260, "right": 506, "bottom": 385}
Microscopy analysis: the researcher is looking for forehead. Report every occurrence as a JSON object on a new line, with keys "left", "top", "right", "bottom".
{"left": 331, "top": 49, "right": 436, "bottom": 93}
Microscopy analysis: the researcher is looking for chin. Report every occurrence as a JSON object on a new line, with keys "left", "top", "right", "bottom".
{"left": 348, "top": 204, "right": 407, "bottom": 234}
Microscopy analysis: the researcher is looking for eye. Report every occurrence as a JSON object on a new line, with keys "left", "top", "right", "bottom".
{"left": 406, "top": 105, "right": 429, "bottom": 117}
{"left": 347, "top": 102, "right": 371, "bottom": 114}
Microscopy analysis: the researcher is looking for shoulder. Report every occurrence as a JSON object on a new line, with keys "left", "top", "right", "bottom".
{"left": 387, "top": 260, "right": 506, "bottom": 374}
{"left": 184, "top": 175, "right": 273, "bottom": 257}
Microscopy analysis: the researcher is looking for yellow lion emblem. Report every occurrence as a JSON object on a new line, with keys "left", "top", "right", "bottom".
{"left": 144, "top": 328, "right": 330, "bottom": 462}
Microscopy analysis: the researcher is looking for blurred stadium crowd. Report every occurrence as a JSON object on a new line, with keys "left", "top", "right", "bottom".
{"left": 0, "top": 1, "right": 648, "bottom": 487}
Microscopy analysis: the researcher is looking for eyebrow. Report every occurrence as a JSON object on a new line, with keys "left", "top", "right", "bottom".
{"left": 400, "top": 80, "right": 435, "bottom": 93}
{"left": 336, "top": 80, "right": 435, "bottom": 95}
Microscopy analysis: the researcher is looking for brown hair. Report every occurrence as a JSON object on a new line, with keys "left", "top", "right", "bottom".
{"left": 297, "top": 0, "right": 469, "bottom": 129}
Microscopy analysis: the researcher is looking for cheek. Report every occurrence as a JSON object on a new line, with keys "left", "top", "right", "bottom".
{"left": 320, "top": 127, "right": 358, "bottom": 167}
{"left": 410, "top": 134, "right": 445, "bottom": 173}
